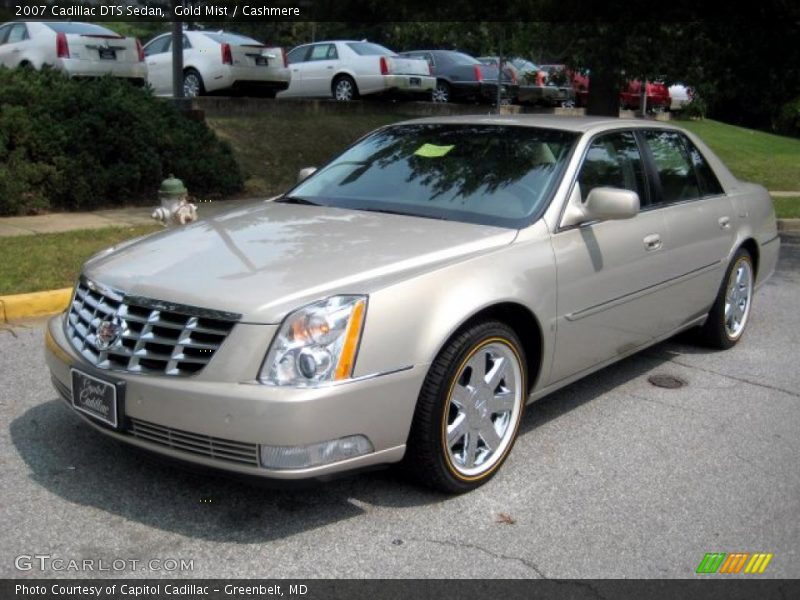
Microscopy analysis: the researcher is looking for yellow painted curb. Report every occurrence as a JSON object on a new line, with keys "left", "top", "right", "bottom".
{"left": 0, "top": 288, "right": 72, "bottom": 323}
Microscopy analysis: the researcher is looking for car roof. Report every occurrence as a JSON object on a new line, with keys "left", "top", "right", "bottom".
{"left": 392, "top": 114, "right": 689, "bottom": 134}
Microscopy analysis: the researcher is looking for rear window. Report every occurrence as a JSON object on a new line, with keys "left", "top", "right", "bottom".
{"left": 44, "top": 22, "right": 120, "bottom": 37}
{"left": 203, "top": 32, "right": 263, "bottom": 46}
{"left": 346, "top": 42, "right": 393, "bottom": 56}
{"left": 512, "top": 59, "right": 539, "bottom": 73}
{"left": 444, "top": 52, "right": 481, "bottom": 66}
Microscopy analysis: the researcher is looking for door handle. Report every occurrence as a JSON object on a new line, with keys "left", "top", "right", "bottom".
{"left": 643, "top": 234, "right": 662, "bottom": 251}
{"left": 718, "top": 216, "right": 731, "bottom": 229}
{"left": 148, "top": 62, "right": 157, "bottom": 66}
{"left": 326, "top": 65, "right": 333, "bottom": 69}
{"left": 12, "top": 49, "right": 21, "bottom": 53}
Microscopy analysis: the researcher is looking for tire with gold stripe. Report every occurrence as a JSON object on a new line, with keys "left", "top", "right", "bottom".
{"left": 697, "top": 247, "right": 754, "bottom": 349}
{"left": 403, "top": 321, "right": 527, "bottom": 493}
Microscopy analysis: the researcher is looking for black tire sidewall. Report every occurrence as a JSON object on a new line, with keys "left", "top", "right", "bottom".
{"left": 700, "top": 248, "right": 754, "bottom": 349}
{"left": 405, "top": 321, "right": 527, "bottom": 493}
{"left": 183, "top": 68, "right": 204, "bottom": 96}
{"left": 333, "top": 75, "right": 357, "bottom": 101}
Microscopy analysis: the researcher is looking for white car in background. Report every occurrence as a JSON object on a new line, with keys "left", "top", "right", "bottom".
{"left": 669, "top": 84, "right": 692, "bottom": 111}
{"left": 278, "top": 40, "right": 435, "bottom": 101}
{"left": 0, "top": 21, "right": 146, "bottom": 84}
{"left": 143, "top": 30, "right": 290, "bottom": 98}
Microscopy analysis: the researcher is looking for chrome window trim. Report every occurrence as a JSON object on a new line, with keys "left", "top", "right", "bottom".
{"left": 555, "top": 126, "right": 730, "bottom": 233}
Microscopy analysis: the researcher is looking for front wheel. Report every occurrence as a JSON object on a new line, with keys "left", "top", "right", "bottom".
{"left": 403, "top": 321, "right": 527, "bottom": 493}
{"left": 696, "top": 248, "right": 754, "bottom": 349}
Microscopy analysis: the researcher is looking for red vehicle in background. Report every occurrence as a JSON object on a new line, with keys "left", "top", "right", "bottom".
{"left": 540, "top": 65, "right": 670, "bottom": 111}
{"left": 620, "top": 80, "right": 671, "bottom": 111}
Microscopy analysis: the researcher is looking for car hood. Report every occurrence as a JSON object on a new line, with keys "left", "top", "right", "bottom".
{"left": 84, "top": 201, "right": 517, "bottom": 323}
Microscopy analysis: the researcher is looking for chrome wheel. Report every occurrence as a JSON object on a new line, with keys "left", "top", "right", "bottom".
{"left": 334, "top": 77, "right": 355, "bottom": 101}
{"left": 444, "top": 341, "right": 523, "bottom": 478}
{"left": 183, "top": 72, "right": 202, "bottom": 98}
{"left": 432, "top": 82, "right": 450, "bottom": 103}
{"left": 724, "top": 257, "right": 753, "bottom": 339}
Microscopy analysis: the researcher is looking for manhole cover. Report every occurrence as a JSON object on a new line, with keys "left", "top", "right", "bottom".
{"left": 648, "top": 374, "right": 687, "bottom": 389}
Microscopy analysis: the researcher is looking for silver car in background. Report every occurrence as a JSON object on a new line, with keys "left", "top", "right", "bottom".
{"left": 0, "top": 21, "right": 146, "bottom": 84}
{"left": 278, "top": 40, "right": 435, "bottom": 101}
{"left": 143, "top": 30, "right": 290, "bottom": 98}
{"left": 45, "top": 116, "right": 779, "bottom": 493}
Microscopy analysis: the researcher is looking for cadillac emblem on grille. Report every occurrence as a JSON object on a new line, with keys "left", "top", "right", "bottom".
{"left": 66, "top": 278, "right": 240, "bottom": 376}
{"left": 95, "top": 317, "right": 122, "bottom": 351}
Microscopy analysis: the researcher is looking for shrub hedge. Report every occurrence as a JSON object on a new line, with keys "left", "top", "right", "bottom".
{"left": 0, "top": 67, "right": 243, "bottom": 215}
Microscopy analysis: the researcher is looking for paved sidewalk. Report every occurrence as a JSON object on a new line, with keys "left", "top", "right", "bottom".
{"left": 770, "top": 191, "right": 800, "bottom": 197}
{"left": 0, "top": 198, "right": 260, "bottom": 237}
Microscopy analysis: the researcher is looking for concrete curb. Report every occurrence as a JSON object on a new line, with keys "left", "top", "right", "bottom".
{"left": 778, "top": 219, "right": 800, "bottom": 232}
{"left": 0, "top": 288, "right": 72, "bottom": 323}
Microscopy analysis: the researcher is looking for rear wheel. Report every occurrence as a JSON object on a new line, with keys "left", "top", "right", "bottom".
{"left": 432, "top": 80, "right": 451, "bottom": 103}
{"left": 696, "top": 247, "right": 754, "bottom": 349}
{"left": 403, "top": 321, "right": 527, "bottom": 493}
{"left": 332, "top": 75, "right": 358, "bottom": 101}
{"left": 183, "top": 68, "right": 205, "bottom": 98}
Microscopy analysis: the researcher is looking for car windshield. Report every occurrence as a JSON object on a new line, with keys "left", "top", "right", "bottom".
{"left": 44, "top": 22, "right": 120, "bottom": 36}
{"left": 347, "top": 42, "right": 394, "bottom": 56}
{"left": 203, "top": 32, "right": 263, "bottom": 46}
{"left": 288, "top": 124, "right": 577, "bottom": 228}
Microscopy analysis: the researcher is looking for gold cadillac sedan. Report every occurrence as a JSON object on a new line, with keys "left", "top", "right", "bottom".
{"left": 45, "top": 116, "right": 780, "bottom": 493}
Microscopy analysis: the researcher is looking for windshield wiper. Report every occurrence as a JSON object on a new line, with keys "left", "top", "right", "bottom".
{"left": 357, "top": 207, "right": 448, "bottom": 221}
{"left": 274, "top": 195, "right": 321, "bottom": 206}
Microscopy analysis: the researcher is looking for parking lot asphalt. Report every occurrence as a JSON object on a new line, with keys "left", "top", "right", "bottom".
{"left": 1, "top": 239, "right": 798, "bottom": 580}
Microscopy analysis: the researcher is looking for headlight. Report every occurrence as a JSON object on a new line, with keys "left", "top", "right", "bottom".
{"left": 259, "top": 295, "right": 367, "bottom": 387}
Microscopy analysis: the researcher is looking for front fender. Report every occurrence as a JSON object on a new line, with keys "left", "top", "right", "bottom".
{"left": 353, "top": 221, "right": 557, "bottom": 390}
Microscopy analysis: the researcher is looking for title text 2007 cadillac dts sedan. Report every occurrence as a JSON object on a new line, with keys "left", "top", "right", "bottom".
{"left": 45, "top": 116, "right": 779, "bottom": 493}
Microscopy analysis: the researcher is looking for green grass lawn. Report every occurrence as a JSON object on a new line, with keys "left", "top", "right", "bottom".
{"left": 678, "top": 119, "right": 800, "bottom": 191}
{"left": 0, "top": 225, "right": 160, "bottom": 295}
{"left": 773, "top": 197, "right": 800, "bottom": 219}
{"left": 208, "top": 112, "right": 800, "bottom": 196}
{"left": 207, "top": 112, "right": 412, "bottom": 197}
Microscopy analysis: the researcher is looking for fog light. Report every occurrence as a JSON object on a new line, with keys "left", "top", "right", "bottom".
{"left": 259, "top": 435, "right": 373, "bottom": 469}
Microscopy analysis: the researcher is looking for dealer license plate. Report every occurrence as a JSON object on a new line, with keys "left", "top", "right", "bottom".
{"left": 70, "top": 368, "right": 121, "bottom": 428}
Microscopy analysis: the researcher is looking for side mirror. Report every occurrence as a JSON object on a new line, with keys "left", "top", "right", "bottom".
{"left": 583, "top": 187, "right": 640, "bottom": 222}
{"left": 560, "top": 186, "right": 640, "bottom": 228}
{"left": 297, "top": 167, "right": 317, "bottom": 183}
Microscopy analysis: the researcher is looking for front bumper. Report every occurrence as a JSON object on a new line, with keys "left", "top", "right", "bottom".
{"left": 45, "top": 314, "right": 425, "bottom": 480}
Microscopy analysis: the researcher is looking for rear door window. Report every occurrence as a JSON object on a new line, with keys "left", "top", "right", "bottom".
{"left": 641, "top": 130, "right": 701, "bottom": 205}
{"left": 286, "top": 45, "right": 309, "bottom": 64}
{"left": 309, "top": 43, "right": 337, "bottom": 61}
{"left": 7, "top": 24, "right": 29, "bottom": 44}
{"left": 683, "top": 136, "right": 724, "bottom": 196}
{"left": 144, "top": 35, "right": 170, "bottom": 56}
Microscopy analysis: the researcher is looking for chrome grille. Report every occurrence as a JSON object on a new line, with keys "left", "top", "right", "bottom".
{"left": 129, "top": 418, "right": 260, "bottom": 466}
{"left": 66, "top": 278, "right": 239, "bottom": 377}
